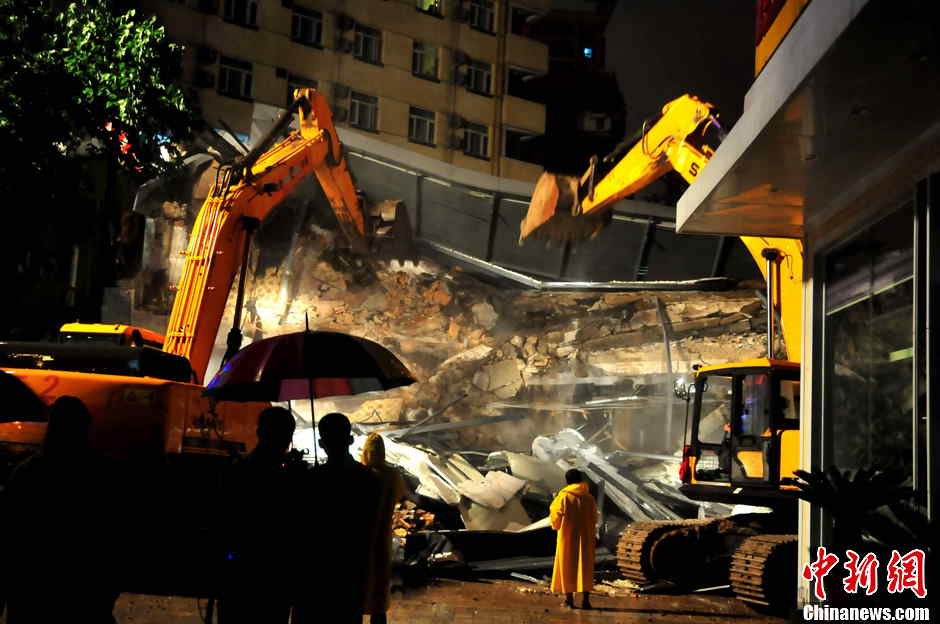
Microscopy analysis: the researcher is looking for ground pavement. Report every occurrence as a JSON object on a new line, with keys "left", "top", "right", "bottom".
{"left": 1, "top": 579, "right": 785, "bottom": 623}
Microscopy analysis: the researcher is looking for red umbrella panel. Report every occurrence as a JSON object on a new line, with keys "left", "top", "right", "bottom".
{"left": 203, "top": 330, "right": 416, "bottom": 403}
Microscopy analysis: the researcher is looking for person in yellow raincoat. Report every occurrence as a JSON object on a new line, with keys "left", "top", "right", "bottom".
{"left": 361, "top": 433, "right": 407, "bottom": 623}
{"left": 550, "top": 468, "right": 597, "bottom": 609}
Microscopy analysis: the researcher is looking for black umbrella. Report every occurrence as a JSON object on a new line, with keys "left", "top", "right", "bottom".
{"left": 204, "top": 327, "right": 416, "bottom": 462}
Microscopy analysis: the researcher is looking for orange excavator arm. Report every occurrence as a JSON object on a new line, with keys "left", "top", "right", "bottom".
{"left": 162, "top": 88, "right": 368, "bottom": 381}
{"left": 520, "top": 93, "right": 803, "bottom": 362}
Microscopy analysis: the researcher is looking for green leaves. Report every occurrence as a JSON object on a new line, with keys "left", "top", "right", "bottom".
{"left": 0, "top": 0, "right": 199, "bottom": 183}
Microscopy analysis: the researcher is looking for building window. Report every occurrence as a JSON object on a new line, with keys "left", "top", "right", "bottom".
{"left": 287, "top": 74, "right": 317, "bottom": 106}
{"left": 506, "top": 66, "right": 539, "bottom": 101}
{"left": 823, "top": 204, "right": 914, "bottom": 480}
{"left": 465, "top": 59, "right": 491, "bottom": 95}
{"left": 510, "top": 5, "right": 537, "bottom": 36}
{"left": 416, "top": 0, "right": 442, "bottom": 16}
{"left": 504, "top": 128, "right": 539, "bottom": 163}
{"left": 412, "top": 42, "right": 439, "bottom": 80}
{"left": 218, "top": 56, "right": 253, "bottom": 100}
{"left": 464, "top": 122, "right": 488, "bottom": 158}
{"left": 408, "top": 107, "right": 436, "bottom": 146}
{"left": 291, "top": 7, "right": 322, "bottom": 46}
{"left": 349, "top": 91, "right": 379, "bottom": 131}
{"left": 468, "top": 0, "right": 495, "bottom": 33}
{"left": 223, "top": 0, "right": 257, "bottom": 27}
{"left": 353, "top": 24, "right": 382, "bottom": 64}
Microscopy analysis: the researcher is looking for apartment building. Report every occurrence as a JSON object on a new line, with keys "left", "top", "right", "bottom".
{"left": 140, "top": 0, "right": 550, "bottom": 183}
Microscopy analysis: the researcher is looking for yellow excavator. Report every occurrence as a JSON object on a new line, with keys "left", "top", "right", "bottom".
{"left": 520, "top": 94, "right": 804, "bottom": 610}
{"left": 1, "top": 88, "right": 404, "bottom": 464}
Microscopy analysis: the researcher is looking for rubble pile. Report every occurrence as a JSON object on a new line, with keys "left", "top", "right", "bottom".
{"left": 126, "top": 163, "right": 779, "bottom": 586}
{"left": 208, "top": 229, "right": 767, "bottom": 455}
{"left": 393, "top": 501, "right": 441, "bottom": 534}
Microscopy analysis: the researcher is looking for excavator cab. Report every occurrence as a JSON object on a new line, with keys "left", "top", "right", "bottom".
{"left": 680, "top": 359, "right": 801, "bottom": 507}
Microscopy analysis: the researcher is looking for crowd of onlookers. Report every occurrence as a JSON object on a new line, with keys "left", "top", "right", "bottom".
{"left": 1, "top": 397, "right": 599, "bottom": 622}
{"left": 0, "top": 398, "right": 405, "bottom": 623}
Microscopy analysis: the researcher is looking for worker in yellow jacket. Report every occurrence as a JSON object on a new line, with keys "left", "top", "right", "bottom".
{"left": 361, "top": 433, "right": 407, "bottom": 623}
{"left": 549, "top": 469, "right": 597, "bottom": 609}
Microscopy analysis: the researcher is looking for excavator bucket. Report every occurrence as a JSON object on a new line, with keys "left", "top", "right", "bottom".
{"left": 369, "top": 199, "right": 419, "bottom": 265}
{"left": 519, "top": 172, "right": 612, "bottom": 245}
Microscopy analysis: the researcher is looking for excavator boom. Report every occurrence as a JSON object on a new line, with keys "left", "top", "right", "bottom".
{"left": 520, "top": 94, "right": 718, "bottom": 244}
{"left": 519, "top": 93, "right": 802, "bottom": 362}
{"left": 516, "top": 93, "right": 809, "bottom": 611}
{"left": 163, "top": 88, "right": 371, "bottom": 380}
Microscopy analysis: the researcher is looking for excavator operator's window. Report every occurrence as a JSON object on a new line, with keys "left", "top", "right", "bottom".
{"left": 778, "top": 379, "right": 800, "bottom": 425}
{"left": 696, "top": 376, "right": 732, "bottom": 444}
{"left": 739, "top": 374, "right": 771, "bottom": 437}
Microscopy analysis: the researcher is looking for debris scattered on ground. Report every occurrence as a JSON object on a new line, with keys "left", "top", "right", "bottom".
{"left": 509, "top": 572, "right": 547, "bottom": 585}
{"left": 393, "top": 501, "right": 442, "bottom": 534}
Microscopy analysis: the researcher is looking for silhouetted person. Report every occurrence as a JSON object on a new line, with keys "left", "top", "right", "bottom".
{"left": 292, "top": 413, "right": 380, "bottom": 624}
{"left": 550, "top": 469, "right": 597, "bottom": 610}
{"left": 4, "top": 396, "right": 119, "bottom": 624}
{"left": 221, "top": 406, "right": 303, "bottom": 624}
{"left": 361, "top": 433, "right": 407, "bottom": 624}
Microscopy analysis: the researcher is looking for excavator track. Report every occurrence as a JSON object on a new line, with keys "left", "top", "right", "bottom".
{"left": 729, "top": 534, "right": 797, "bottom": 609}
{"left": 616, "top": 519, "right": 715, "bottom": 584}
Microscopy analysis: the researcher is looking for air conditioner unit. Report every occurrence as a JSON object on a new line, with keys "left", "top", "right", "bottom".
{"left": 448, "top": 114, "right": 465, "bottom": 129}
{"left": 333, "top": 84, "right": 351, "bottom": 99}
{"left": 333, "top": 108, "right": 349, "bottom": 123}
{"left": 194, "top": 70, "right": 215, "bottom": 89}
{"left": 196, "top": 45, "right": 217, "bottom": 65}
{"left": 336, "top": 14, "right": 355, "bottom": 31}
{"left": 335, "top": 36, "right": 354, "bottom": 53}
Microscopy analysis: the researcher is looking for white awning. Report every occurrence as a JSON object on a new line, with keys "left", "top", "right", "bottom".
{"left": 676, "top": 0, "right": 940, "bottom": 238}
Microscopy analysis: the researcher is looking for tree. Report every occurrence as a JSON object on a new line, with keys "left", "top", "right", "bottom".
{"left": 0, "top": 0, "right": 199, "bottom": 183}
{"left": 0, "top": 0, "right": 200, "bottom": 336}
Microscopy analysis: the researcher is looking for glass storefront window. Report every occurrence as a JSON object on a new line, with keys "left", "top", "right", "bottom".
{"left": 824, "top": 204, "right": 914, "bottom": 482}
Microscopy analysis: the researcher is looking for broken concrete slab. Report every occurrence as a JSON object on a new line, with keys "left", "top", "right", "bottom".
{"left": 459, "top": 497, "right": 532, "bottom": 532}
{"left": 503, "top": 451, "right": 566, "bottom": 495}
{"left": 472, "top": 359, "right": 524, "bottom": 398}
{"left": 471, "top": 301, "right": 499, "bottom": 329}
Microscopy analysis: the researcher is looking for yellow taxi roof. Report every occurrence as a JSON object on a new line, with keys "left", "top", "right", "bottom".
{"left": 60, "top": 323, "right": 129, "bottom": 334}
{"left": 59, "top": 323, "right": 165, "bottom": 343}
{"left": 696, "top": 358, "right": 800, "bottom": 376}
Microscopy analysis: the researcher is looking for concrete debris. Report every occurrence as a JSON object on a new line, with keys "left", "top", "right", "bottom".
{"left": 534, "top": 428, "right": 709, "bottom": 523}
{"left": 464, "top": 471, "right": 528, "bottom": 509}
{"left": 393, "top": 501, "right": 442, "bottom": 534}
{"left": 471, "top": 301, "right": 499, "bottom": 329}
{"left": 472, "top": 359, "right": 524, "bottom": 398}
{"left": 502, "top": 451, "right": 566, "bottom": 496}
{"left": 509, "top": 572, "right": 547, "bottom": 585}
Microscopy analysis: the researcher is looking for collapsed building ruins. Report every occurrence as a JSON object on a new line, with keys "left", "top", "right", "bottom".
{"left": 121, "top": 178, "right": 770, "bottom": 577}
